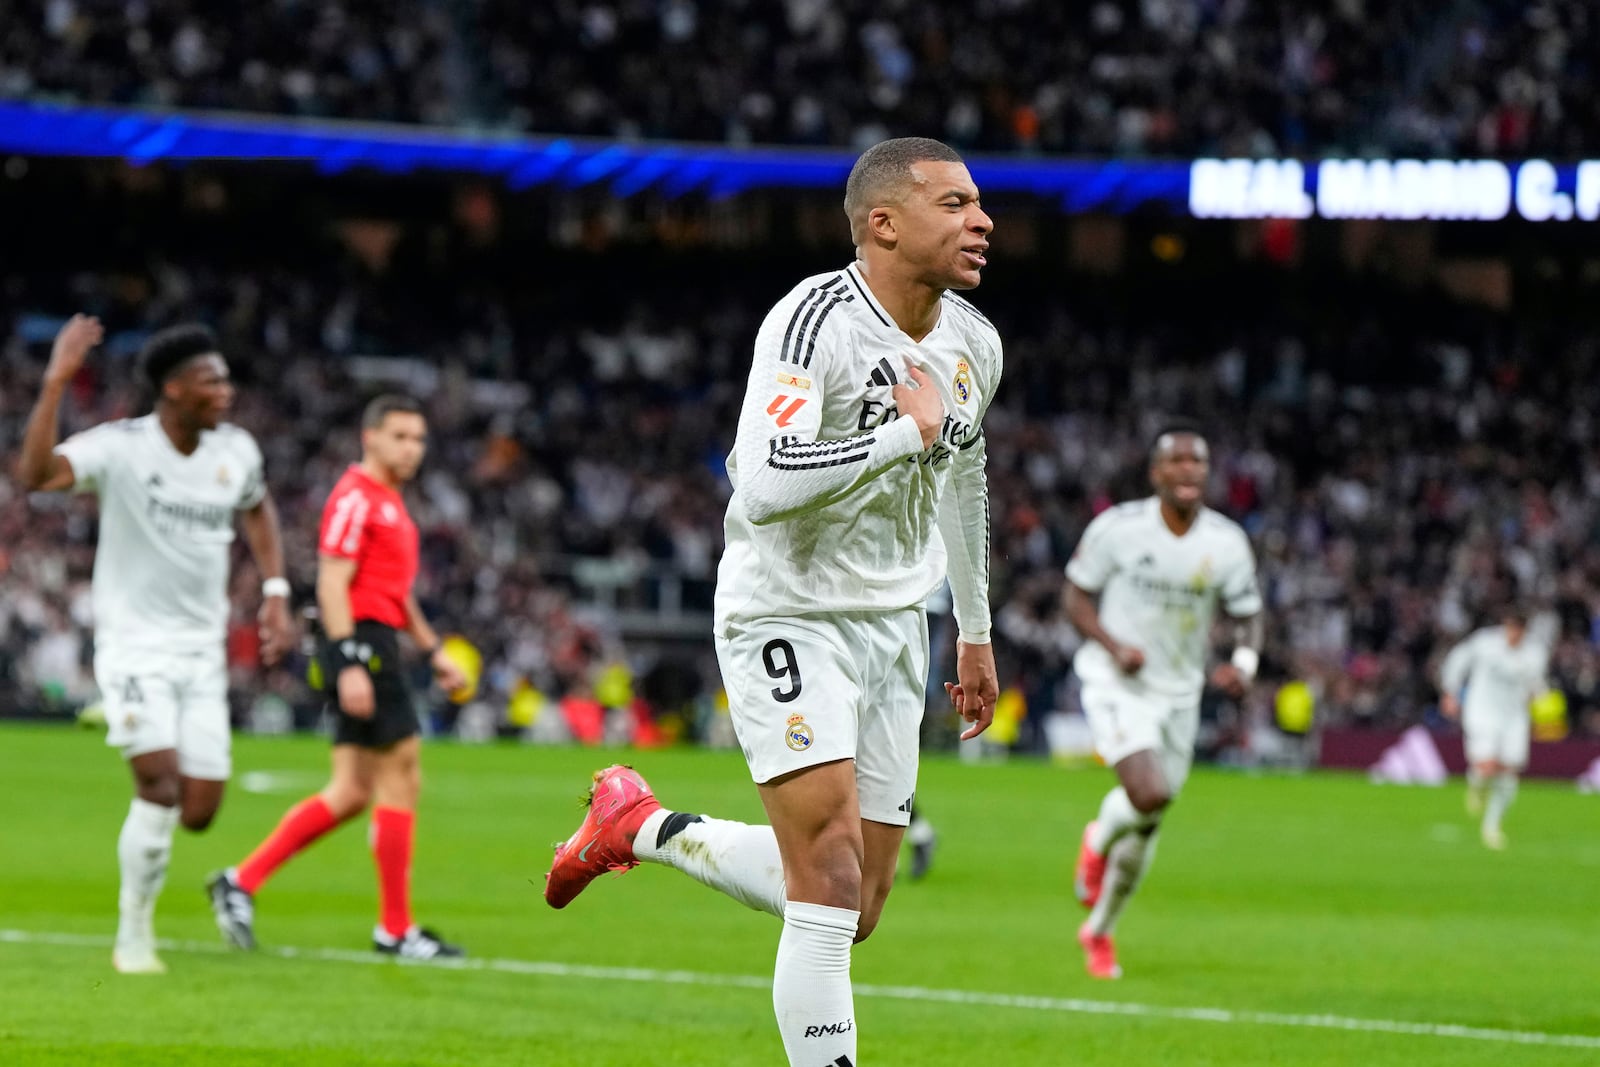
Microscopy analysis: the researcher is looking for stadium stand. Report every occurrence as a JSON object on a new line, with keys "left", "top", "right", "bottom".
{"left": 3, "top": 1, "right": 1594, "bottom": 155}
{"left": 3, "top": 165, "right": 1597, "bottom": 746}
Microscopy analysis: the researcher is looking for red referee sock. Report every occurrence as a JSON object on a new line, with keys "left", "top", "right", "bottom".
{"left": 236, "top": 795, "right": 339, "bottom": 894}
{"left": 371, "top": 806, "right": 415, "bottom": 939}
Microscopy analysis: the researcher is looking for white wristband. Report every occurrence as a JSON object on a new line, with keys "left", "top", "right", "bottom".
{"left": 958, "top": 629, "right": 992, "bottom": 646}
{"left": 261, "top": 577, "right": 291, "bottom": 600}
{"left": 1230, "top": 646, "right": 1259, "bottom": 683}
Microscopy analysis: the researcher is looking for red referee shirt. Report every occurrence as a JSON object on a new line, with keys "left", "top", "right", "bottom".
{"left": 318, "top": 464, "right": 419, "bottom": 629}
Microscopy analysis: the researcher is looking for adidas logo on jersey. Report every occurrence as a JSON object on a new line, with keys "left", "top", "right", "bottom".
{"left": 865, "top": 357, "right": 899, "bottom": 388}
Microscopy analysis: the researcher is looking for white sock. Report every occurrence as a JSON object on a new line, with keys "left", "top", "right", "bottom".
{"left": 634, "top": 810, "right": 787, "bottom": 918}
{"left": 1088, "top": 787, "right": 1157, "bottom": 854}
{"left": 117, "top": 798, "right": 178, "bottom": 947}
{"left": 773, "top": 901, "right": 858, "bottom": 1066}
{"left": 1484, "top": 772, "right": 1519, "bottom": 833}
{"left": 1087, "top": 827, "right": 1159, "bottom": 937}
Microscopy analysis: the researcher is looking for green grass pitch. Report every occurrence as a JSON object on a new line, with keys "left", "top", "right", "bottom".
{"left": 2, "top": 723, "right": 1597, "bottom": 1065}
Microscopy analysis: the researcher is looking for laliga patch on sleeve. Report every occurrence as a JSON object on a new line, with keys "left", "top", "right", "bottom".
{"left": 766, "top": 394, "right": 807, "bottom": 428}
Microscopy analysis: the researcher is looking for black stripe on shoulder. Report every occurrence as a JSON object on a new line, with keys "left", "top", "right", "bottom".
{"left": 846, "top": 270, "right": 893, "bottom": 328}
{"left": 941, "top": 291, "right": 996, "bottom": 331}
{"left": 785, "top": 281, "right": 849, "bottom": 366}
{"left": 779, "top": 275, "right": 843, "bottom": 365}
{"left": 800, "top": 291, "right": 852, "bottom": 369}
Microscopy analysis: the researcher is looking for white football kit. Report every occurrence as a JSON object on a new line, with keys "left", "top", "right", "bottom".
{"left": 56, "top": 415, "right": 266, "bottom": 778}
{"left": 1067, "top": 497, "right": 1261, "bottom": 788}
{"left": 1440, "top": 621, "right": 1553, "bottom": 768}
{"left": 715, "top": 263, "right": 1001, "bottom": 824}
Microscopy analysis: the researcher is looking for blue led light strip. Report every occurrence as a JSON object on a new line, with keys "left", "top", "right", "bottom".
{"left": 0, "top": 100, "right": 1191, "bottom": 212}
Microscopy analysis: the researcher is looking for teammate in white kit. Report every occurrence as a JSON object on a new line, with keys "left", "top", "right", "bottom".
{"left": 17, "top": 316, "right": 292, "bottom": 974}
{"left": 1438, "top": 607, "right": 1555, "bottom": 850}
{"left": 543, "top": 137, "right": 1000, "bottom": 1066}
{"left": 1065, "top": 427, "right": 1262, "bottom": 979}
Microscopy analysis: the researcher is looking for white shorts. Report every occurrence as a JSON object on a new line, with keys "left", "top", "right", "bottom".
{"left": 96, "top": 644, "right": 231, "bottom": 780}
{"left": 1464, "top": 714, "right": 1530, "bottom": 769}
{"left": 716, "top": 607, "right": 928, "bottom": 827}
{"left": 1077, "top": 675, "right": 1200, "bottom": 796}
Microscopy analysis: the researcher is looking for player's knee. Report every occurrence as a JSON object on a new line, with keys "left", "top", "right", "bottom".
{"left": 136, "top": 777, "right": 181, "bottom": 809}
{"left": 180, "top": 807, "right": 216, "bottom": 832}
{"left": 323, "top": 784, "right": 371, "bottom": 819}
{"left": 1127, "top": 781, "right": 1172, "bottom": 815}
{"left": 793, "top": 831, "right": 864, "bottom": 910}
{"left": 853, "top": 883, "right": 893, "bottom": 943}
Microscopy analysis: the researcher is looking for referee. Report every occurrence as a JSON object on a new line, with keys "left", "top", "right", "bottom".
{"left": 208, "top": 395, "right": 467, "bottom": 960}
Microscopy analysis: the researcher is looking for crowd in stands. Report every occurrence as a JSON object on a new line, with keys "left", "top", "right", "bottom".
{"left": 1, "top": 0, "right": 459, "bottom": 123}
{"left": 4, "top": 0, "right": 1598, "bottom": 157}
{"left": 4, "top": 172, "right": 1600, "bottom": 750}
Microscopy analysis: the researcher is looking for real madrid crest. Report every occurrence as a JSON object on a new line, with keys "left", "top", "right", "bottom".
{"left": 784, "top": 713, "right": 814, "bottom": 752}
{"left": 953, "top": 359, "right": 972, "bottom": 405}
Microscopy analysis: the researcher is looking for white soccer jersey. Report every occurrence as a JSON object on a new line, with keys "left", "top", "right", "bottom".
{"left": 55, "top": 414, "right": 266, "bottom": 655}
{"left": 1068, "top": 497, "right": 1261, "bottom": 699}
{"left": 715, "top": 263, "right": 1002, "bottom": 635}
{"left": 1440, "top": 623, "right": 1551, "bottom": 721}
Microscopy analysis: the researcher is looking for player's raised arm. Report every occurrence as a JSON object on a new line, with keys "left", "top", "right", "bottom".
{"left": 16, "top": 314, "right": 104, "bottom": 492}
{"left": 733, "top": 304, "right": 938, "bottom": 525}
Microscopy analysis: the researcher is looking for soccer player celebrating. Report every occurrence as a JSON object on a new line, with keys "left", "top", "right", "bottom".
{"left": 1438, "top": 606, "right": 1556, "bottom": 850}
{"left": 208, "top": 395, "right": 467, "bottom": 960}
{"left": 1065, "top": 427, "right": 1262, "bottom": 980}
{"left": 544, "top": 137, "right": 1000, "bottom": 1066}
{"left": 16, "top": 316, "right": 293, "bottom": 975}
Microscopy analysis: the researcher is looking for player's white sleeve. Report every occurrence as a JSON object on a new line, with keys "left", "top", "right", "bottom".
{"left": 1065, "top": 509, "right": 1119, "bottom": 592}
{"left": 937, "top": 427, "right": 992, "bottom": 641}
{"left": 53, "top": 422, "right": 120, "bottom": 495}
{"left": 936, "top": 343, "right": 1000, "bottom": 641}
{"left": 235, "top": 430, "right": 268, "bottom": 510}
{"left": 1439, "top": 635, "right": 1477, "bottom": 695}
{"left": 1221, "top": 531, "right": 1264, "bottom": 617}
{"left": 734, "top": 300, "right": 923, "bottom": 526}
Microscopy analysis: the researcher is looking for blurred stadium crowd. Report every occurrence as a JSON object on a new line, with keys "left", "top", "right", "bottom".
{"left": 2, "top": 167, "right": 1598, "bottom": 749}
{"left": 2, "top": 0, "right": 1596, "bottom": 156}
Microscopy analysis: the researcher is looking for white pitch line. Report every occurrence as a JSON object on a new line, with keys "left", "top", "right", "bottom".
{"left": 4, "top": 928, "right": 1597, "bottom": 1052}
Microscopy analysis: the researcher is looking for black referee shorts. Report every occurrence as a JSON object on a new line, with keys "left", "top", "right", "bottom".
{"left": 320, "top": 621, "right": 420, "bottom": 749}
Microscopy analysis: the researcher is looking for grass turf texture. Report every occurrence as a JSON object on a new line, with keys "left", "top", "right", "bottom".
{"left": 1, "top": 723, "right": 1597, "bottom": 1066}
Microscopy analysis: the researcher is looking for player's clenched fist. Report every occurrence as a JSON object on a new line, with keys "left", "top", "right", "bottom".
{"left": 45, "top": 314, "right": 104, "bottom": 387}
{"left": 893, "top": 362, "right": 946, "bottom": 449}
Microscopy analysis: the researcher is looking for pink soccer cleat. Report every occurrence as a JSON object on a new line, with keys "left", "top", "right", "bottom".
{"left": 544, "top": 765, "right": 662, "bottom": 909}
{"left": 1074, "top": 821, "right": 1107, "bottom": 909}
{"left": 1078, "top": 920, "right": 1122, "bottom": 980}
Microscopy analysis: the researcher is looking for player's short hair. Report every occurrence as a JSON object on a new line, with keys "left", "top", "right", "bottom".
{"left": 140, "top": 324, "right": 219, "bottom": 391}
{"left": 1150, "top": 422, "right": 1208, "bottom": 462}
{"left": 362, "top": 393, "right": 424, "bottom": 430}
{"left": 843, "top": 137, "right": 965, "bottom": 242}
